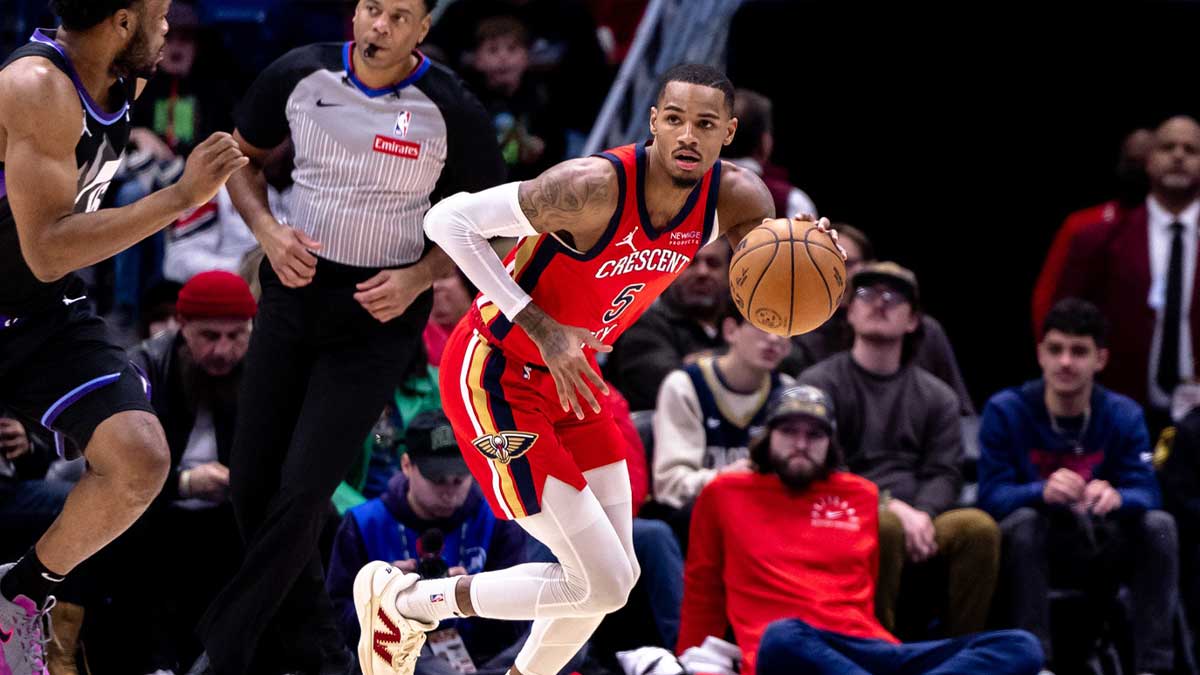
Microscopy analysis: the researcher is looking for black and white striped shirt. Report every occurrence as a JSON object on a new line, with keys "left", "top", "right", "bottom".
{"left": 237, "top": 43, "right": 503, "bottom": 267}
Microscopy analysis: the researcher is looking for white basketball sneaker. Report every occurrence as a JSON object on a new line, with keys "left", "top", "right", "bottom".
{"left": 353, "top": 562, "right": 437, "bottom": 675}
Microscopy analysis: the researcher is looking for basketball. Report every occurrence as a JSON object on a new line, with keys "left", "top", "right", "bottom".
{"left": 729, "top": 218, "right": 847, "bottom": 336}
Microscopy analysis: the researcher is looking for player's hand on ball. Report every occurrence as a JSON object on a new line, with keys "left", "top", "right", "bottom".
{"left": 261, "top": 222, "right": 323, "bottom": 288}
{"left": 799, "top": 216, "right": 848, "bottom": 261}
{"left": 517, "top": 304, "right": 612, "bottom": 420}
{"left": 355, "top": 266, "right": 428, "bottom": 323}
{"left": 175, "top": 132, "right": 250, "bottom": 209}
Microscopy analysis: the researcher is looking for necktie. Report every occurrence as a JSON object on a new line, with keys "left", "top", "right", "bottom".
{"left": 1158, "top": 221, "right": 1185, "bottom": 395}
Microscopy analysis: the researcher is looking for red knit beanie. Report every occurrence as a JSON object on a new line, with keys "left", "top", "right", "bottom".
{"left": 176, "top": 271, "right": 257, "bottom": 320}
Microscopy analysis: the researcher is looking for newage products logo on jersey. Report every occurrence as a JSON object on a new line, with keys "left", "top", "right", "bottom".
{"left": 373, "top": 135, "right": 420, "bottom": 160}
{"left": 670, "top": 230, "right": 703, "bottom": 246}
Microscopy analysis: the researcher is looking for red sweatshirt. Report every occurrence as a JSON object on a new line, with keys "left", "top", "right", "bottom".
{"left": 678, "top": 471, "right": 897, "bottom": 674}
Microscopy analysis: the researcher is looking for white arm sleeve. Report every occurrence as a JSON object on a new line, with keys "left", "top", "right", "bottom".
{"left": 424, "top": 182, "right": 540, "bottom": 321}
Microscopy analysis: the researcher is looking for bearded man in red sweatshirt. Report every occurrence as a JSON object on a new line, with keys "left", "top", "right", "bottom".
{"left": 678, "top": 385, "right": 1044, "bottom": 675}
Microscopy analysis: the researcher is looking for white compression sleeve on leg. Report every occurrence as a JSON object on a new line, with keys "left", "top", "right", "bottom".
{"left": 466, "top": 478, "right": 637, "bottom": 621}
{"left": 424, "top": 182, "right": 539, "bottom": 320}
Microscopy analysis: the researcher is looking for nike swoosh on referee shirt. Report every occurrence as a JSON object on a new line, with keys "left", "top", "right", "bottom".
{"left": 315, "top": 99, "right": 342, "bottom": 107}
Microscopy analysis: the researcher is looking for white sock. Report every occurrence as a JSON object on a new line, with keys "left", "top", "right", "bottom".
{"left": 395, "top": 575, "right": 464, "bottom": 623}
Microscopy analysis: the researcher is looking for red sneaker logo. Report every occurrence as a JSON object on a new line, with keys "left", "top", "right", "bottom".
{"left": 372, "top": 607, "right": 404, "bottom": 662}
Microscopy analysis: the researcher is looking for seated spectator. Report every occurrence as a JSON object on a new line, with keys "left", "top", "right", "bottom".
{"left": 650, "top": 305, "right": 793, "bottom": 548}
{"left": 424, "top": 270, "right": 477, "bottom": 369}
{"left": 598, "top": 387, "right": 685, "bottom": 654}
{"left": 978, "top": 298, "right": 1177, "bottom": 675}
{"left": 110, "top": 1, "right": 236, "bottom": 326}
{"left": 679, "top": 385, "right": 1043, "bottom": 675}
{"left": 340, "top": 353, "right": 443, "bottom": 510}
{"left": 0, "top": 417, "right": 75, "bottom": 674}
{"left": 162, "top": 187, "right": 259, "bottom": 285}
{"left": 724, "top": 89, "right": 817, "bottom": 219}
{"left": 798, "top": 262, "right": 998, "bottom": 637}
{"left": 468, "top": 15, "right": 567, "bottom": 180}
{"left": 1162, "top": 405, "right": 1200, "bottom": 655}
{"left": 327, "top": 411, "right": 530, "bottom": 673}
{"left": 605, "top": 241, "right": 731, "bottom": 410}
{"left": 782, "top": 229, "right": 975, "bottom": 416}
{"left": 76, "top": 271, "right": 255, "bottom": 675}
{"left": 426, "top": 0, "right": 611, "bottom": 145}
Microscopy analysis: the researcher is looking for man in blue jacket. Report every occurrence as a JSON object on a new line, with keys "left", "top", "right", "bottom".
{"left": 978, "top": 298, "right": 1178, "bottom": 675}
{"left": 327, "top": 410, "right": 531, "bottom": 674}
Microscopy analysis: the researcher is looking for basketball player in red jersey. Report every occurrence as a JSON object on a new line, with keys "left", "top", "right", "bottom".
{"left": 353, "top": 63, "right": 839, "bottom": 675}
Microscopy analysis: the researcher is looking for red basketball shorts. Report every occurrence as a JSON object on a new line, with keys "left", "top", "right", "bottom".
{"left": 439, "top": 319, "right": 628, "bottom": 520}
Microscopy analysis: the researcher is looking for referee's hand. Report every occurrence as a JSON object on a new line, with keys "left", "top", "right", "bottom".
{"left": 354, "top": 267, "right": 427, "bottom": 323}
{"left": 262, "top": 222, "right": 323, "bottom": 288}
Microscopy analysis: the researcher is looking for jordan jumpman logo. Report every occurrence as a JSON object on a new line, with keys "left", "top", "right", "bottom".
{"left": 616, "top": 229, "right": 638, "bottom": 253}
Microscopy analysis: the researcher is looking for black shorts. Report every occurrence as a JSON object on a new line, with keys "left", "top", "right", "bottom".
{"left": 0, "top": 293, "right": 153, "bottom": 458}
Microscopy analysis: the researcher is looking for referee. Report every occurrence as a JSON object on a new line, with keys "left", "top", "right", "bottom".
{"left": 194, "top": 1, "right": 503, "bottom": 673}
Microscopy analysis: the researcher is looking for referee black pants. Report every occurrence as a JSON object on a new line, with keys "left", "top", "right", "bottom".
{"left": 198, "top": 258, "right": 430, "bottom": 675}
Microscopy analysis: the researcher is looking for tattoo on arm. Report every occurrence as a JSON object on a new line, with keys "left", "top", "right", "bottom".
{"left": 518, "top": 162, "right": 612, "bottom": 232}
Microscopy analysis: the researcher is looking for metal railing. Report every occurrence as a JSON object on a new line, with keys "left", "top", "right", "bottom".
{"left": 582, "top": 0, "right": 747, "bottom": 156}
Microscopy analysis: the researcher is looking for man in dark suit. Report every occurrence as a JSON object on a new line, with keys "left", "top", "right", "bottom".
{"left": 1056, "top": 116, "right": 1200, "bottom": 430}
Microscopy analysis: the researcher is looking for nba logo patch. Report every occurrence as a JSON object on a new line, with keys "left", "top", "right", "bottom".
{"left": 430, "top": 593, "right": 445, "bottom": 603}
{"left": 394, "top": 110, "right": 412, "bottom": 138}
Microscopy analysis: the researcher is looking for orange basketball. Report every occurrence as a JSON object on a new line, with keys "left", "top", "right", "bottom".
{"left": 729, "top": 218, "right": 846, "bottom": 336}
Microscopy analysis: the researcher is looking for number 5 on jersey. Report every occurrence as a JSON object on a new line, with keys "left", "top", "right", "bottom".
{"left": 594, "top": 283, "right": 646, "bottom": 343}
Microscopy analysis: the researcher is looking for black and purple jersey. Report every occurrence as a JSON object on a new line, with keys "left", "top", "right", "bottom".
{"left": 0, "top": 29, "right": 134, "bottom": 315}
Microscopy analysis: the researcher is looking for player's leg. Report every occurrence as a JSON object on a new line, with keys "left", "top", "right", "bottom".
{"left": 497, "top": 460, "right": 640, "bottom": 675}
{"left": 1, "top": 327, "right": 165, "bottom": 674}
{"left": 355, "top": 328, "right": 636, "bottom": 675}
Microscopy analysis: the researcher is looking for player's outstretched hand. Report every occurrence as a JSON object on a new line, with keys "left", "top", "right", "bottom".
{"left": 175, "top": 132, "right": 250, "bottom": 209}
{"left": 797, "top": 215, "right": 848, "bottom": 261}
{"left": 516, "top": 304, "right": 612, "bottom": 420}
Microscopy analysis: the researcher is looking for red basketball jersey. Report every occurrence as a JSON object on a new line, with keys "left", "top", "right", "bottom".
{"left": 469, "top": 143, "right": 723, "bottom": 366}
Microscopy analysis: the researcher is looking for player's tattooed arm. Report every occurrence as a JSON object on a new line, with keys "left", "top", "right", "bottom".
{"left": 515, "top": 301, "right": 612, "bottom": 420}
{"left": 518, "top": 157, "right": 618, "bottom": 247}
{"left": 717, "top": 161, "right": 776, "bottom": 248}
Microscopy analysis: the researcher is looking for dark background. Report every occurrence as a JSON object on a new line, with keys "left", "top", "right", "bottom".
{"left": 727, "top": 0, "right": 1200, "bottom": 407}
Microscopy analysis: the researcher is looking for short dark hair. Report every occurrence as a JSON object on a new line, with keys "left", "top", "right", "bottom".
{"left": 51, "top": 0, "right": 141, "bottom": 30}
{"left": 655, "top": 63, "right": 735, "bottom": 116}
{"left": 1041, "top": 297, "right": 1109, "bottom": 348}
{"left": 475, "top": 15, "right": 528, "bottom": 49}
{"left": 726, "top": 89, "right": 772, "bottom": 158}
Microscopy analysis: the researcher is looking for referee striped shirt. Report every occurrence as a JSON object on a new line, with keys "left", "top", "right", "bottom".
{"left": 236, "top": 42, "right": 503, "bottom": 267}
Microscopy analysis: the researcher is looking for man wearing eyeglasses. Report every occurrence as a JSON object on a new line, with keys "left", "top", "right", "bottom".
{"left": 798, "top": 262, "right": 1000, "bottom": 640}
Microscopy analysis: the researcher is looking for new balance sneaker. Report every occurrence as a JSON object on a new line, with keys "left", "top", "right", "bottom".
{"left": 353, "top": 562, "right": 436, "bottom": 675}
{"left": 0, "top": 563, "right": 54, "bottom": 675}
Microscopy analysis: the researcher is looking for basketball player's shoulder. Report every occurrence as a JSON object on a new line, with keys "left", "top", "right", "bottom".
{"left": 0, "top": 57, "right": 80, "bottom": 134}
{"left": 517, "top": 156, "right": 619, "bottom": 231}
{"left": 716, "top": 160, "right": 774, "bottom": 231}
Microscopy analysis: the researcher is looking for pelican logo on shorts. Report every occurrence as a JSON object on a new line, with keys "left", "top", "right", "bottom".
{"left": 472, "top": 431, "right": 539, "bottom": 464}
{"left": 394, "top": 110, "right": 413, "bottom": 138}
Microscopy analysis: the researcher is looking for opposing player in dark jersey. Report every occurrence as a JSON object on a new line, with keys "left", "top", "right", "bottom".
{"left": 351, "top": 64, "right": 841, "bottom": 675}
{"left": 0, "top": 1, "right": 245, "bottom": 671}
